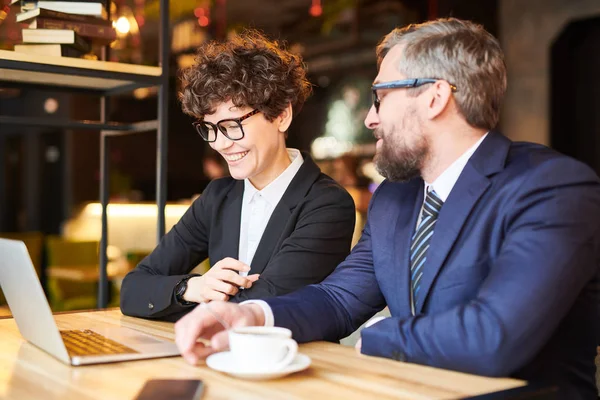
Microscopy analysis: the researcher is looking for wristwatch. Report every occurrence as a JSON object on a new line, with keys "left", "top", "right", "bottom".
{"left": 174, "top": 275, "right": 198, "bottom": 306}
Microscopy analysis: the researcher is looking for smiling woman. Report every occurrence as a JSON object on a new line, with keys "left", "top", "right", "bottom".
{"left": 119, "top": 29, "right": 356, "bottom": 322}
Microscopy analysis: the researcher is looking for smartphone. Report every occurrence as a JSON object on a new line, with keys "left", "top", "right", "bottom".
{"left": 134, "top": 379, "right": 204, "bottom": 400}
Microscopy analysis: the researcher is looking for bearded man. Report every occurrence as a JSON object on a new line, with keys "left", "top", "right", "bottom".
{"left": 174, "top": 18, "right": 600, "bottom": 400}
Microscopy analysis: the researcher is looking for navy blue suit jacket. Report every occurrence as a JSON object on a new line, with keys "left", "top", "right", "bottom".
{"left": 265, "top": 132, "right": 600, "bottom": 399}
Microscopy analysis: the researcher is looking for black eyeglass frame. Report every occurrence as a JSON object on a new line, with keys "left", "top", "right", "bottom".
{"left": 371, "top": 79, "right": 458, "bottom": 112}
{"left": 193, "top": 109, "right": 261, "bottom": 142}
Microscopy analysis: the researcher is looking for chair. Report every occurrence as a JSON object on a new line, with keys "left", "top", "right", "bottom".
{"left": 45, "top": 236, "right": 101, "bottom": 311}
{"left": 0, "top": 232, "right": 44, "bottom": 306}
{"left": 339, "top": 307, "right": 391, "bottom": 347}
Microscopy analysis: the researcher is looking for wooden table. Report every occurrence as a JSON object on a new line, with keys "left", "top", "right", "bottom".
{"left": 0, "top": 309, "right": 528, "bottom": 400}
{"left": 0, "top": 306, "right": 11, "bottom": 318}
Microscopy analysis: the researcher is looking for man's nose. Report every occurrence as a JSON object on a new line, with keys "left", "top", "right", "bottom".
{"left": 364, "top": 104, "right": 380, "bottom": 130}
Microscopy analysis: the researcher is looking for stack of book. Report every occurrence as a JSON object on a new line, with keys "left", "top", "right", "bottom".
{"left": 10, "top": 0, "right": 117, "bottom": 58}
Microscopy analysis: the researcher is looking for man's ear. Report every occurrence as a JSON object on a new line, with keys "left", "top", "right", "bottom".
{"left": 425, "top": 80, "right": 453, "bottom": 120}
{"left": 277, "top": 103, "right": 293, "bottom": 133}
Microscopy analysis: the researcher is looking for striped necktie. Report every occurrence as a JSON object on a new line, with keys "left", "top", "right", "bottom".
{"left": 410, "top": 189, "right": 443, "bottom": 304}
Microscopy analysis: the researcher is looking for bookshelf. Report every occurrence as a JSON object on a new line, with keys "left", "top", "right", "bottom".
{"left": 0, "top": 0, "right": 171, "bottom": 309}
{"left": 0, "top": 49, "right": 162, "bottom": 92}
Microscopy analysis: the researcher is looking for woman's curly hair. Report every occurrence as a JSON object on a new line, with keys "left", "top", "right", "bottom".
{"left": 179, "top": 29, "right": 312, "bottom": 122}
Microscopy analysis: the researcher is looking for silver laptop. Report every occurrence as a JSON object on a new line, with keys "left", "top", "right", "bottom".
{"left": 0, "top": 238, "right": 180, "bottom": 366}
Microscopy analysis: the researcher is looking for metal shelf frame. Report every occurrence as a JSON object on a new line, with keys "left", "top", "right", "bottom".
{"left": 0, "top": 116, "right": 158, "bottom": 132}
{"left": 0, "top": 0, "right": 170, "bottom": 308}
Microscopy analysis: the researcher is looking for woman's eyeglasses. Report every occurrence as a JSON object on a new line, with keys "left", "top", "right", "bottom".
{"left": 193, "top": 109, "right": 261, "bottom": 142}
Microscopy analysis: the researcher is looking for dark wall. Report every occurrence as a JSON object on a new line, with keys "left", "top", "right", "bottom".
{"left": 0, "top": 90, "right": 69, "bottom": 233}
{"left": 1, "top": 135, "right": 22, "bottom": 232}
{"left": 551, "top": 16, "right": 600, "bottom": 176}
{"left": 435, "top": 0, "right": 498, "bottom": 36}
{"left": 401, "top": 0, "right": 498, "bottom": 35}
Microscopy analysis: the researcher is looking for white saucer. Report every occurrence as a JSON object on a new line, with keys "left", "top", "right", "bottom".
{"left": 206, "top": 352, "right": 311, "bottom": 380}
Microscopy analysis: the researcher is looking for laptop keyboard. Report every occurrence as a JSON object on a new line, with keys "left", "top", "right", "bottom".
{"left": 60, "top": 329, "right": 139, "bottom": 357}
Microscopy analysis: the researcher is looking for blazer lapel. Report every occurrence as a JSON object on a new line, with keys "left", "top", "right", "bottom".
{"left": 248, "top": 153, "right": 321, "bottom": 275}
{"left": 219, "top": 181, "right": 244, "bottom": 261}
{"left": 415, "top": 132, "right": 511, "bottom": 313}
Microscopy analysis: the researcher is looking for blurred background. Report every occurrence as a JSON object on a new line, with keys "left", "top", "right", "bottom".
{"left": 0, "top": 0, "right": 599, "bottom": 312}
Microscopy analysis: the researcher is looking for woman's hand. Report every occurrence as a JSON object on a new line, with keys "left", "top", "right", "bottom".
{"left": 183, "top": 257, "right": 260, "bottom": 303}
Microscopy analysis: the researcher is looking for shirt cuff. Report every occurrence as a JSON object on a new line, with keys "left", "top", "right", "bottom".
{"left": 240, "top": 299, "right": 274, "bottom": 327}
{"left": 365, "top": 315, "right": 388, "bottom": 328}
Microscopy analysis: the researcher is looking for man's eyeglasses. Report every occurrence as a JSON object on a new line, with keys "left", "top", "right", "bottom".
{"left": 371, "top": 79, "right": 458, "bottom": 113}
{"left": 193, "top": 109, "right": 261, "bottom": 142}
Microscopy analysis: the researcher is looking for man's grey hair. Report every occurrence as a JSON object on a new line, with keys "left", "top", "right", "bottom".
{"left": 377, "top": 18, "right": 507, "bottom": 130}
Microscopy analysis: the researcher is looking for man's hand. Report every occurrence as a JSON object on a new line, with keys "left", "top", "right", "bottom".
{"left": 183, "top": 257, "right": 260, "bottom": 303}
{"left": 175, "top": 301, "right": 265, "bottom": 365}
{"left": 355, "top": 338, "right": 362, "bottom": 354}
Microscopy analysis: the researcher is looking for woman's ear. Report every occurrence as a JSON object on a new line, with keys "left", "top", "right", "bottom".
{"left": 277, "top": 103, "right": 293, "bottom": 133}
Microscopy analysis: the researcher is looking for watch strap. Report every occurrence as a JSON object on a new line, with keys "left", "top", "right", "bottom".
{"left": 174, "top": 275, "right": 199, "bottom": 306}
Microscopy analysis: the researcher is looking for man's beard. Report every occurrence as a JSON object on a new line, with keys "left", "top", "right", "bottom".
{"left": 373, "top": 113, "right": 428, "bottom": 182}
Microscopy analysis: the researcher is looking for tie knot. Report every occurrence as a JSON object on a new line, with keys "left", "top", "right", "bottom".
{"left": 423, "top": 189, "right": 443, "bottom": 218}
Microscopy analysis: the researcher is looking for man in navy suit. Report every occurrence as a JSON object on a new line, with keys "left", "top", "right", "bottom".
{"left": 174, "top": 18, "right": 600, "bottom": 398}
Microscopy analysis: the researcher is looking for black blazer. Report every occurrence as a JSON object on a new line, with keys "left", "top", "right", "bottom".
{"left": 120, "top": 154, "right": 356, "bottom": 321}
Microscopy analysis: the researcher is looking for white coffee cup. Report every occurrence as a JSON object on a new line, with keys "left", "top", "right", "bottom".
{"left": 228, "top": 326, "right": 298, "bottom": 371}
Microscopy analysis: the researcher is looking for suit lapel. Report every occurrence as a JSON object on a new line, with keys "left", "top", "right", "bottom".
{"left": 219, "top": 181, "right": 244, "bottom": 261}
{"left": 415, "top": 132, "right": 511, "bottom": 313}
{"left": 248, "top": 153, "right": 321, "bottom": 275}
{"left": 392, "top": 179, "right": 424, "bottom": 316}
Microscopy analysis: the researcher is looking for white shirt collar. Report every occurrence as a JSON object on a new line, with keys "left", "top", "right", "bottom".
{"left": 243, "top": 149, "right": 304, "bottom": 206}
{"left": 426, "top": 133, "right": 488, "bottom": 202}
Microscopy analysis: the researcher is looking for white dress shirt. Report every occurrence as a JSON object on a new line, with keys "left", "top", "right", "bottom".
{"left": 424, "top": 133, "right": 488, "bottom": 203}
{"left": 238, "top": 149, "right": 304, "bottom": 275}
{"left": 246, "top": 133, "right": 488, "bottom": 328}
{"left": 416, "top": 132, "right": 488, "bottom": 225}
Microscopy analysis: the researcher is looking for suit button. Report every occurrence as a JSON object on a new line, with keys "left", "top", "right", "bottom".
{"left": 148, "top": 303, "right": 154, "bottom": 309}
